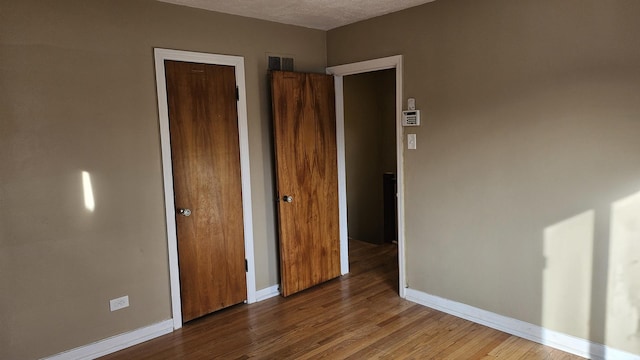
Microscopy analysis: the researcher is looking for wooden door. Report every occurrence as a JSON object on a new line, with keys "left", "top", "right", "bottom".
{"left": 165, "top": 60, "right": 246, "bottom": 322}
{"left": 271, "top": 71, "right": 341, "bottom": 297}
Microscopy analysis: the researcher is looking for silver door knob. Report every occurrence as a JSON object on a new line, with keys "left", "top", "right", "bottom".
{"left": 178, "top": 208, "right": 192, "bottom": 216}
{"left": 282, "top": 195, "right": 293, "bottom": 203}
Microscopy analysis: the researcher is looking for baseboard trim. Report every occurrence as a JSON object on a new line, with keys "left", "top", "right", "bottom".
{"left": 256, "top": 284, "right": 280, "bottom": 302}
{"left": 405, "top": 288, "right": 639, "bottom": 360}
{"left": 43, "top": 285, "right": 280, "bottom": 360}
{"left": 43, "top": 319, "right": 174, "bottom": 360}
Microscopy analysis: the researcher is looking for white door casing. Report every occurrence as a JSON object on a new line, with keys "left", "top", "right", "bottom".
{"left": 154, "top": 48, "right": 257, "bottom": 329}
{"left": 326, "top": 55, "right": 406, "bottom": 298}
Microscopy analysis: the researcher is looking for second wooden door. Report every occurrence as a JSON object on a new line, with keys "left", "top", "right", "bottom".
{"left": 165, "top": 60, "right": 246, "bottom": 322}
{"left": 271, "top": 71, "right": 341, "bottom": 297}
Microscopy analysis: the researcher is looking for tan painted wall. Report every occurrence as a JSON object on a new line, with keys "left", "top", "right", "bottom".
{"left": 3, "top": 0, "right": 640, "bottom": 357}
{"left": 344, "top": 70, "right": 396, "bottom": 244}
{"left": 0, "top": 0, "right": 326, "bottom": 358}
{"left": 329, "top": 0, "right": 640, "bottom": 354}
{"left": 379, "top": 71, "right": 397, "bottom": 175}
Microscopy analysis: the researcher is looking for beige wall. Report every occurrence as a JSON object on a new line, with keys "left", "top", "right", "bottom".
{"left": 344, "top": 70, "right": 396, "bottom": 244}
{"left": 3, "top": 0, "right": 640, "bottom": 358}
{"left": 329, "top": 0, "right": 640, "bottom": 354}
{"left": 0, "top": 0, "right": 326, "bottom": 358}
{"left": 379, "top": 71, "right": 397, "bottom": 175}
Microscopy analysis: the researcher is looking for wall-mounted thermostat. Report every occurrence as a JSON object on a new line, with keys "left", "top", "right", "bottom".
{"left": 402, "top": 110, "right": 421, "bottom": 126}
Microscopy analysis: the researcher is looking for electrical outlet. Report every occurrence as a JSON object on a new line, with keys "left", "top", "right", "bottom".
{"left": 109, "top": 295, "right": 129, "bottom": 312}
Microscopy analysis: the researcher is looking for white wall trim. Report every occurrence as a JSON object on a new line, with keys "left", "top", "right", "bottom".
{"left": 332, "top": 74, "right": 349, "bottom": 276}
{"left": 255, "top": 284, "right": 281, "bottom": 302}
{"left": 405, "top": 288, "right": 640, "bottom": 360}
{"left": 43, "top": 320, "right": 173, "bottom": 360}
{"left": 326, "top": 55, "right": 406, "bottom": 297}
{"left": 153, "top": 48, "right": 257, "bottom": 331}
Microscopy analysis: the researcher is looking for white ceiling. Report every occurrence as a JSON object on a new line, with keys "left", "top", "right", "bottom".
{"left": 157, "top": 0, "right": 436, "bottom": 31}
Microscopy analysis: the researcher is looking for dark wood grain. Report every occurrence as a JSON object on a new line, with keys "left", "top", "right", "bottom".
{"left": 271, "top": 71, "right": 341, "bottom": 297}
{"left": 165, "top": 60, "right": 246, "bottom": 322}
{"left": 100, "top": 239, "right": 585, "bottom": 360}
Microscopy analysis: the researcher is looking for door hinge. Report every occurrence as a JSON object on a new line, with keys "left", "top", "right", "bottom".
{"left": 245, "top": 259, "right": 248, "bottom": 272}
{"left": 236, "top": 86, "right": 239, "bottom": 101}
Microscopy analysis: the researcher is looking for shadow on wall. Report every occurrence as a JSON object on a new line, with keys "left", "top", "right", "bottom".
{"left": 541, "top": 190, "right": 640, "bottom": 355}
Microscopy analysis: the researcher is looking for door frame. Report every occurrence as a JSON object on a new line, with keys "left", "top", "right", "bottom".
{"left": 326, "top": 55, "right": 407, "bottom": 298}
{"left": 154, "top": 48, "right": 257, "bottom": 329}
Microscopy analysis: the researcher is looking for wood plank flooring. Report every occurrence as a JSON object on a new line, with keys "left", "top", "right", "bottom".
{"left": 101, "top": 240, "right": 585, "bottom": 359}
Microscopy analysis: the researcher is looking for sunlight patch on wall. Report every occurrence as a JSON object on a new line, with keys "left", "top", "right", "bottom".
{"left": 606, "top": 190, "right": 640, "bottom": 354}
{"left": 542, "top": 210, "right": 594, "bottom": 339}
{"left": 82, "top": 171, "right": 95, "bottom": 212}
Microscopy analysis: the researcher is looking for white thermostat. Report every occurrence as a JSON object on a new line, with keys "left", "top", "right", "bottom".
{"left": 402, "top": 110, "right": 421, "bottom": 126}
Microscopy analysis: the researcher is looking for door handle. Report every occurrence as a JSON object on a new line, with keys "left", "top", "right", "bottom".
{"left": 177, "top": 208, "right": 192, "bottom": 216}
{"left": 282, "top": 195, "right": 293, "bottom": 203}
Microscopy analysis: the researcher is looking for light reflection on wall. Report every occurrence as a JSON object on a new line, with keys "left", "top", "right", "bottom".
{"left": 82, "top": 171, "right": 95, "bottom": 212}
{"left": 606, "top": 191, "right": 640, "bottom": 354}
{"left": 542, "top": 210, "right": 594, "bottom": 339}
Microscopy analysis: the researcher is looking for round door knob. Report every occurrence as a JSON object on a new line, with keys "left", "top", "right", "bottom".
{"left": 282, "top": 195, "right": 293, "bottom": 203}
{"left": 178, "top": 208, "right": 192, "bottom": 216}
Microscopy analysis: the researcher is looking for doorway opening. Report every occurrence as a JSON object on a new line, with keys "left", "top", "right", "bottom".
{"left": 327, "top": 55, "right": 406, "bottom": 298}
{"left": 343, "top": 69, "right": 397, "bottom": 245}
{"left": 343, "top": 69, "right": 399, "bottom": 291}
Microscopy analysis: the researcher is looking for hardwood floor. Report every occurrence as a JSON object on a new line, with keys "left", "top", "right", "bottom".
{"left": 101, "top": 240, "right": 584, "bottom": 359}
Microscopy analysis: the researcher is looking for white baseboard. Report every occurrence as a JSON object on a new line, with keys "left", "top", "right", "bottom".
{"left": 43, "top": 319, "right": 174, "bottom": 360}
{"left": 404, "top": 288, "right": 639, "bottom": 360}
{"left": 43, "top": 285, "right": 279, "bottom": 360}
{"left": 256, "top": 284, "right": 280, "bottom": 302}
